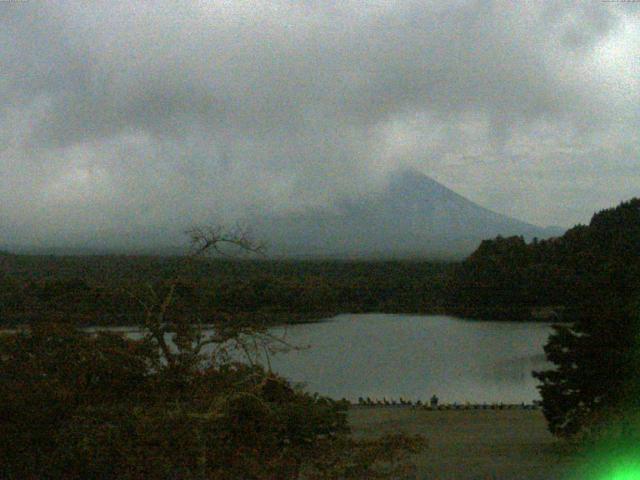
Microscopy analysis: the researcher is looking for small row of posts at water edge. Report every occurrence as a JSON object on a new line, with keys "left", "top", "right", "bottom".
{"left": 351, "top": 395, "right": 542, "bottom": 410}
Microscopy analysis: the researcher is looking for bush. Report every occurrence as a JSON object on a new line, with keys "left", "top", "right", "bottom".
{"left": 0, "top": 322, "right": 422, "bottom": 479}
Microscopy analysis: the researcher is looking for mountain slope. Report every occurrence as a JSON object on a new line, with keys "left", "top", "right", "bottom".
{"left": 252, "top": 169, "right": 563, "bottom": 259}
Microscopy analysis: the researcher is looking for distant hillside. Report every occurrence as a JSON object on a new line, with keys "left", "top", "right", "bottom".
{"left": 447, "top": 198, "right": 640, "bottom": 320}
{"left": 252, "top": 169, "right": 563, "bottom": 259}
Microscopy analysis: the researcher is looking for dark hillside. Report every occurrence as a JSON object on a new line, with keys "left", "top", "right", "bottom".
{"left": 446, "top": 198, "right": 640, "bottom": 321}
{"left": 252, "top": 169, "right": 561, "bottom": 259}
{"left": 0, "top": 255, "right": 452, "bottom": 327}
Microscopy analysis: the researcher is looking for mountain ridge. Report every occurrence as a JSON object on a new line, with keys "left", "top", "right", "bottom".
{"left": 251, "top": 169, "right": 564, "bottom": 259}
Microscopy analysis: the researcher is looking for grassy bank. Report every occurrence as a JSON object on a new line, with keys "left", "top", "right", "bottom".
{"left": 348, "top": 407, "right": 577, "bottom": 479}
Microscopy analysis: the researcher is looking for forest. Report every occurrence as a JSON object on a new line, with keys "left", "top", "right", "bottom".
{"left": 1, "top": 199, "right": 639, "bottom": 478}
{"left": 1, "top": 199, "right": 639, "bottom": 328}
{"left": 0, "top": 229, "right": 426, "bottom": 479}
{"left": 447, "top": 198, "right": 640, "bottom": 322}
{"left": 0, "top": 255, "right": 453, "bottom": 327}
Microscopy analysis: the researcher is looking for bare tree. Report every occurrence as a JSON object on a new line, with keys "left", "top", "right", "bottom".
{"left": 185, "top": 224, "right": 264, "bottom": 258}
{"left": 127, "top": 225, "right": 289, "bottom": 376}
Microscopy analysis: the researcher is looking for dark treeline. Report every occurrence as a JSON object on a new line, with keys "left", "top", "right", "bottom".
{"left": 2, "top": 198, "right": 638, "bottom": 326}
{"left": 0, "top": 255, "right": 453, "bottom": 327}
{"left": 1, "top": 230, "right": 426, "bottom": 480}
{"left": 446, "top": 198, "right": 640, "bottom": 321}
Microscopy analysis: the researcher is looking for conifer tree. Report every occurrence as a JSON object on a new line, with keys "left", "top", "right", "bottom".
{"left": 533, "top": 303, "right": 640, "bottom": 437}
{"left": 533, "top": 199, "right": 640, "bottom": 438}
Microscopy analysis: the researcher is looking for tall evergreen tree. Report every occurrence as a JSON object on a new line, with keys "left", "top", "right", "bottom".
{"left": 533, "top": 199, "right": 640, "bottom": 438}
{"left": 533, "top": 303, "right": 640, "bottom": 437}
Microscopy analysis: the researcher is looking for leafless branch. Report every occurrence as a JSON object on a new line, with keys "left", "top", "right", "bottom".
{"left": 115, "top": 224, "right": 278, "bottom": 373}
{"left": 185, "top": 224, "right": 265, "bottom": 258}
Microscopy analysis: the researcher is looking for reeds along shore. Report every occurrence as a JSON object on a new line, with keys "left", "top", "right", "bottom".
{"left": 351, "top": 398, "right": 542, "bottom": 410}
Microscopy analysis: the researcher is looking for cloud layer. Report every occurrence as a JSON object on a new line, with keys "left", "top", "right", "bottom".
{"left": 1, "top": 1, "right": 638, "bottom": 249}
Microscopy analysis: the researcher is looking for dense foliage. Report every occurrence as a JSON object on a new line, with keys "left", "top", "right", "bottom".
{"left": 447, "top": 199, "right": 640, "bottom": 437}
{"left": 447, "top": 198, "right": 640, "bottom": 322}
{"left": 4, "top": 199, "right": 639, "bottom": 455}
{"left": 3, "top": 200, "right": 638, "bottom": 330}
{"left": 533, "top": 305, "right": 640, "bottom": 439}
{"left": 0, "top": 227, "right": 424, "bottom": 479}
{"left": 0, "top": 256, "right": 452, "bottom": 327}
{"left": 528, "top": 199, "right": 639, "bottom": 438}
{"left": 0, "top": 322, "right": 423, "bottom": 479}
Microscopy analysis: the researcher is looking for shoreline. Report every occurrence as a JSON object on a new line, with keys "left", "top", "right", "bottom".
{"left": 349, "top": 402, "right": 541, "bottom": 410}
{"left": 349, "top": 407, "right": 575, "bottom": 479}
{"left": 0, "top": 307, "right": 563, "bottom": 332}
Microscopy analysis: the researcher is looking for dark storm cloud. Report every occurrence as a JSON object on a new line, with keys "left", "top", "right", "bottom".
{"left": 0, "top": 1, "right": 638, "bottom": 248}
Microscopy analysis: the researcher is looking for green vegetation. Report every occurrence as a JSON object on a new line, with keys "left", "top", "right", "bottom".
{"left": 533, "top": 305, "right": 640, "bottom": 438}
{"left": 2, "top": 198, "right": 639, "bottom": 470}
{"left": 446, "top": 198, "right": 640, "bottom": 322}
{"left": 0, "top": 254, "right": 453, "bottom": 327}
{"left": 0, "top": 228, "right": 424, "bottom": 479}
{"left": 0, "top": 200, "right": 636, "bottom": 314}
{"left": 441, "top": 198, "right": 640, "bottom": 445}
{"left": 528, "top": 199, "right": 640, "bottom": 441}
{"left": 13, "top": 199, "right": 639, "bottom": 329}
{"left": 0, "top": 322, "right": 423, "bottom": 479}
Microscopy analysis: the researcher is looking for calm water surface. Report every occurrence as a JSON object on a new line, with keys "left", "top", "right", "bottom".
{"left": 106, "top": 314, "right": 554, "bottom": 404}
{"left": 262, "top": 314, "right": 553, "bottom": 404}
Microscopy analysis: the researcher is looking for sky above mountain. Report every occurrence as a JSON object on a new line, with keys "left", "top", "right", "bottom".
{"left": 1, "top": 2, "right": 638, "bottom": 249}
{"left": 252, "top": 170, "right": 563, "bottom": 259}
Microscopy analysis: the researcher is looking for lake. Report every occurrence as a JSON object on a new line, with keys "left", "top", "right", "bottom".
{"left": 262, "top": 314, "right": 554, "bottom": 404}
{"left": 96, "top": 314, "right": 554, "bottom": 404}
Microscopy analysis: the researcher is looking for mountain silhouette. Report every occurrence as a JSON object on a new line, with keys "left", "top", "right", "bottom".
{"left": 252, "top": 169, "right": 563, "bottom": 259}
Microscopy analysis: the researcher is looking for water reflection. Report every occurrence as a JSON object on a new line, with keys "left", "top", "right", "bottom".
{"left": 96, "top": 315, "right": 554, "bottom": 404}
{"left": 260, "top": 314, "right": 553, "bottom": 404}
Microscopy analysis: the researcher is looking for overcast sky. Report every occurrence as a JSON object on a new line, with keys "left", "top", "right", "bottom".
{"left": 1, "top": 1, "right": 638, "bottom": 249}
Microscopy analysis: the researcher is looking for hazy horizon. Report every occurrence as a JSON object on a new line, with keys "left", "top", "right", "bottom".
{"left": 2, "top": 2, "right": 638, "bottom": 251}
{"left": 1, "top": 168, "right": 567, "bottom": 256}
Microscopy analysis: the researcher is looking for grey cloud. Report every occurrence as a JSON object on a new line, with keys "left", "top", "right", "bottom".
{"left": 0, "top": 0, "right": 638, "bottom": 249}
